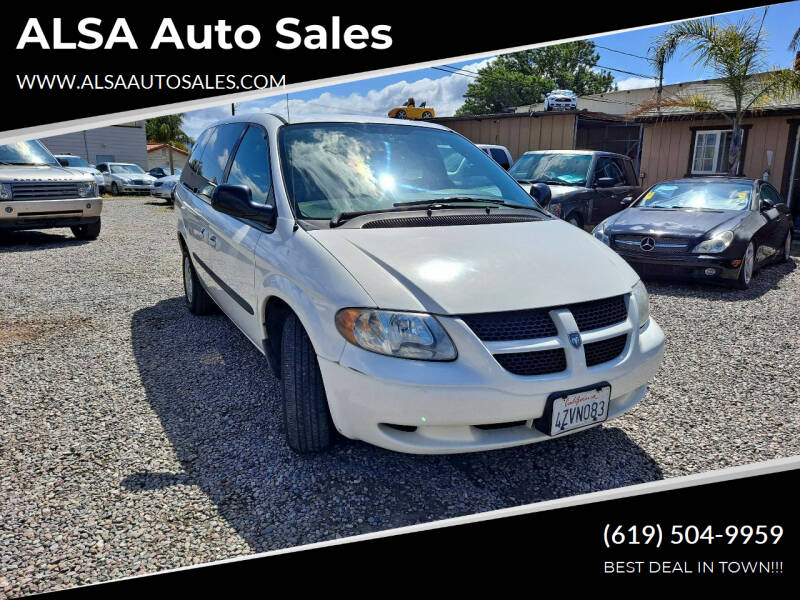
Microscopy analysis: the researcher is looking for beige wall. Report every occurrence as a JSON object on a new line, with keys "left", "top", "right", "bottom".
{"left": 147, "top": 147, "right": 188, "bottom": 171}
{"left": 640, "top": 115, "right": 791, "bottom": 191}
{"left": 438, "top": 113, "right": 576, "bottom": 162}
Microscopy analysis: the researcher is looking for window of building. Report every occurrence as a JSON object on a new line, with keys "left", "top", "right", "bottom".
{"left": 691, "top": 129, "right": 736, "bottom": 174}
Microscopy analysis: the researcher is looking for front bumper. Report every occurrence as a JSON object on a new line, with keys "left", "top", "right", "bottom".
{"left": 0, "top": 197, "right": 102, "bottom": 230}
{"left": 150, "top": 185, "right": 174, "bottom": 199}
{"left": 618, "top": 252, "right": 742, "bottom": 284}
{"left": 319, "top": 305, "right": 665, "bottom": 454}
{"left": 117, "top": 183, "right": 152, "bottom": 194}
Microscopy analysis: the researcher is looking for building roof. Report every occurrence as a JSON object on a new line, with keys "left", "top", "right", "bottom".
{"left": 146, "top": 143, "right": 189, "bottom": 155}
{"left": 513, "top": 73, "right": 800, "bottom": 120}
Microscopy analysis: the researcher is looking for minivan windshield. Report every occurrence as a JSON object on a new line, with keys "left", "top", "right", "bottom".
{"left": 110, "top": 164, "right": 145, "bottom": 174}
{"left": 509, "top": 153, "right": 592, "bottom": 186}
{"left": 636, "top": 181, "right": 752, "bottom": 211}
{"left": 278, "top": 123, "right": 537, "bottom": 220}
{"left": 0, "top": 140, "right": 59, "bottom": 167}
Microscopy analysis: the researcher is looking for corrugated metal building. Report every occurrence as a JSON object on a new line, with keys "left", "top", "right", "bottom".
{"left": 39, "top": 122, "right": 147, "bottom": 169}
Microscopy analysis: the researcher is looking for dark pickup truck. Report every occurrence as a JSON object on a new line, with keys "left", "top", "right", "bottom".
{"left": 510, "top": 150, "right": 642, "bottom": 229}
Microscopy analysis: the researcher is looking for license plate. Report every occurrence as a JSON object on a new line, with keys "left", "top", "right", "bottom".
{"left": 535, "top": 384, "right": 611, "bottom": 436}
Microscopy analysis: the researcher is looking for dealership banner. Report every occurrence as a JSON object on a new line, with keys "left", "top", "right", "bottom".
{"left": 33, "top": 460, "right": 800, "bottom": 596}
{"left": 1, "top": 3, "right": 767, "bottom": 137}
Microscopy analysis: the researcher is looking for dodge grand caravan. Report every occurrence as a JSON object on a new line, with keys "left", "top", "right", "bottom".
{"left": 175, "top": 114, "right": 665, "bottom": 454}
{"left": 1, "top": 140, "right": 101, "bottom": 239}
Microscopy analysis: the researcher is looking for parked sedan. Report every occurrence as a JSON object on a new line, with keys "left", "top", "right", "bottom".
{"left": 96, "top": 162, "right": 155, "bottom": 195}
{"left": 592, "top": 177, "right": 794, "bottom": 289}
{"left": 150, "top": 173, "right": 180, "bottom": 203}
{"left": 54, "top": 154, "right": 104, "bottom": 189}
{"left": 510, "top": 150, "right": 641, "bottom": 229}
{"left": 149, "top": 166, "right": 182, "bottom": 178}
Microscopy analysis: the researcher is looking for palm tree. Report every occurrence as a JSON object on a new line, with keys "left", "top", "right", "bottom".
{"left": 146, "top": 115, "right": 194, "bottom": 175}
{"left": 633, "top": 16, "right": 800, "bottom": 175}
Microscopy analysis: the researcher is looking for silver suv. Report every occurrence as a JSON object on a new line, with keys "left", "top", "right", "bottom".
{"left": 1, "top": 140, "right": 101, "bottom": 239}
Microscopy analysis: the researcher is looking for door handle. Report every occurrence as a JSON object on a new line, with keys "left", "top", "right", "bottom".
{"left": 208, "top": 234, "right": 217, "bottom": 248}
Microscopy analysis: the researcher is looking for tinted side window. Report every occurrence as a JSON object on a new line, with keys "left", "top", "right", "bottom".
{"left": 594, "top": 157, "right": 625, "bottom": 185}
{"left": 97, "top": 163, "right": 107, "bottom": 172}
{"left": 621, "top": 159, "right": 638, "bottom": 185}
{"left": 490, "top": 148, "right": 509, "bottom": 168}
{"left": 196, "top": 124, "right": 246, "bottom": 198}
{"left": 225, "top": 125, "right": 272, "bottom": 205}
{"left": 181, "top": 127, "right": 212, "bottom": 191}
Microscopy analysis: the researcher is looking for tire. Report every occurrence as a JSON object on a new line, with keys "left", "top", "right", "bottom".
{"left": 780, "top": 230, "right": 792, "bottom": 263}
{"left": 111, "top": 182, "right": 120, "bottom": 195}
{"left": 734, "top": 242, "right": 755, "bottom": 290}
{"left": 395, "top": 110, "right": 407, "bottom": 120}
{"left": 281, "top": 314, "right": 334, "bottom": 453}
{"left": 566, "top": 213, "right": 583, "bottom": 229}
{"left": 421, "top": 111, "right": 433, "bottom": 119}
{"left": 182, "top": 251, "right": 215, "bottom": 315}
{"left": 71, "top": 218, "right": 101, "bottom": 240}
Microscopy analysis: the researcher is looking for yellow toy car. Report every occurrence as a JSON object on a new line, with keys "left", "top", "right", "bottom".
{"left": 388, "top": 98, "right": 435, "bottom": 120}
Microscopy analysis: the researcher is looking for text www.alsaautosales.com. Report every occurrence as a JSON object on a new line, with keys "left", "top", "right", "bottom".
{"left": 16, "top": 73, "right": 286, "bottom": 91}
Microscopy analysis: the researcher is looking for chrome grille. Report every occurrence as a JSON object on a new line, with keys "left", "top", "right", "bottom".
{"left": 613, "top": 235, "right": 690, "bottom": 254}
{"left": 10, "top": 181, "right": 81, "bottom": 200}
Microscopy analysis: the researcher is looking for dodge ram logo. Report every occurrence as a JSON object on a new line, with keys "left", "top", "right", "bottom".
{"left": 640, "top": 237, "right": 656, "bottom": 251}
{"left": 569, "top": 332, "right": 582, "bottom": 348}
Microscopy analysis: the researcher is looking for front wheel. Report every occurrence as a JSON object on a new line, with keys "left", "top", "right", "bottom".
{"left": 281, "top": 314, "right": 335, "bottom": 453}
{"left": 780, "top": 230, "right": 792, "bottom": 262}
{"left": 182, "top": 251, "right": 215, "bottom": 315}
{"left": 395, "top": 110, "right": 407, "bottom": 120}
{"left": 71, "top": 219, "right": 101, "bottom": 240}
{"left": 734, "top": 242, "right": 755, "bottom": 290}
{"left": 111, "top": 182, "right": 120, "bottom": 195}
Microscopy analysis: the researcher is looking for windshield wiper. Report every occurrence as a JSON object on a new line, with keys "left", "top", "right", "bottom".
{"left": 392, "top": 197, "right": 539, "bottom": 211}
{"left": 330, "top": 207, "right": 408, "bottom": 227}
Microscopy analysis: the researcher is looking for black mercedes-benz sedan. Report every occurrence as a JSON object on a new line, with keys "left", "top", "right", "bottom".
{"left": 591, "top": 177, "right": 793, "bottom": 289}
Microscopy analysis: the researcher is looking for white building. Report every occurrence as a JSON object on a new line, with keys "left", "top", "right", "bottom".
{"left": 39, "top": 122, "right": 147, "bottom": 168}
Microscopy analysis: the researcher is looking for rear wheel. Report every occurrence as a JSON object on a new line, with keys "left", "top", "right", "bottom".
{"left": 421, "top": 111, "right": 433, "bottom": 119}
{"left": 111, "top": 182, "right": 120, "bottom": 195}
{"left": 71, "top": 219, "right": 101, "bottom": 240}
{"left": 281, "top": 314, "right": 334, "bottom": 453}
{"left": 734, "top": 242, "right": 755, "bottom": 290}
{"left": 182, "top": 251, "right": 215, "bottom": 315}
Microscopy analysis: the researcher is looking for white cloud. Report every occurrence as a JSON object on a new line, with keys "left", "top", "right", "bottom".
{"left": 181, "top": 59, "right": 494, "bottom": 140}
{"left": 615, "top": 77, "right": 659, "bottom": 91}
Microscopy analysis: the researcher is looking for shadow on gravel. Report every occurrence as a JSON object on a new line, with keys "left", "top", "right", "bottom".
{"left": 0, "top": 229, "right": 90, "bottom": 251}
{"left": 642, "top": 257, "right": 796, "bottom": 301}
{"left": 129, "top": 297, "right": 662, "bottom": 552}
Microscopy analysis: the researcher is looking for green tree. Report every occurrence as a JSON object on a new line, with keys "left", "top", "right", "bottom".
{"left": 145, "top": 115, "right": 194, "bottom": 174}
{"left": 455, "top": 41, "right": 615, "bottom": 116}
{"left": 636, "top": 16, "right": 800, "bottom": 174}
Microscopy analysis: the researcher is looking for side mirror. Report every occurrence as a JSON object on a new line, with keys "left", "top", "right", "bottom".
{"left": 529, "top": 182, "right": 552, "bottom": 206}
{"left": 211, "top": 184, "right": 276, "bottom": 226}
{"left": 620, "top": 196, "right": 634, "bottom": 206}
{"left": 595, "top": 177, "right": 616, "bottom": 188}
{"left": 760, "top": 198, "right": 775, "bottom": 211}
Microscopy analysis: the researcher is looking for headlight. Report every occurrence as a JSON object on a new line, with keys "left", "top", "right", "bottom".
{"left": 692, "top": 230, "right": 734, "bottom": 254}
{"left": 631, "top": 280, "right": 650, "bottom": 329}
{"left": 549, "top": 203, "right": 562, "bottom": 218}
{"left": 592, "top": 222, "right": 610, "bottom": 246}
{"left": 335, "top": 308, "right": 457, "bottom": 361}
{"left": 0, "top": 183, "right": 11, "bottom": 200}
{"left": 77, "top": 182, "right": 97, "bottom": 197}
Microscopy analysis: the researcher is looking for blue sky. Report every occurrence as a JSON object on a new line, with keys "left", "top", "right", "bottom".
{"left": 182, "top": 2, "right": 800, "bottom": 138}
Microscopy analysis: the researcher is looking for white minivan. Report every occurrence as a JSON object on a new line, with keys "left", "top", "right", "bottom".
{"left": 175, "top": 113, "right": 665, "bottom": 454}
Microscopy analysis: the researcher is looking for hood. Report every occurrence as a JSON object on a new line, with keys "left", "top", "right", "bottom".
{"left": 63, "top": 166, "right": 101, "bottom": 176}
{"left": 518, "top": 183, "right": 582, "bottom": 204}
{"left": 309, "top": 219, "right": 638, "bottom": 314}
{"left": 605, "top": 207, "right": 747, "bottom": 238}
{"left": 0, "top": 164, "right": 94, "bottom": 183}
{"left": 113, "top": 172, "right": 155, "bottom": 181}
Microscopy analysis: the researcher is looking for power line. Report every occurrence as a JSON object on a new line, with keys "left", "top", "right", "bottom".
{"left": 594, "top": 44, "right": 652, "bottom": 62}
{"left": 595, "top": 64, "right": 656, "bottom": 79}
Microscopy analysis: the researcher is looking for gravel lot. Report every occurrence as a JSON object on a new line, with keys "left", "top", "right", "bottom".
{"left": 1, "top": 196, "right": 798, "bottom": 596}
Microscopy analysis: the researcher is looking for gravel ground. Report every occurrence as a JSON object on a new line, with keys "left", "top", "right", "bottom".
{"left": 1, "top": 196, "right": 798, "bottom": 596}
